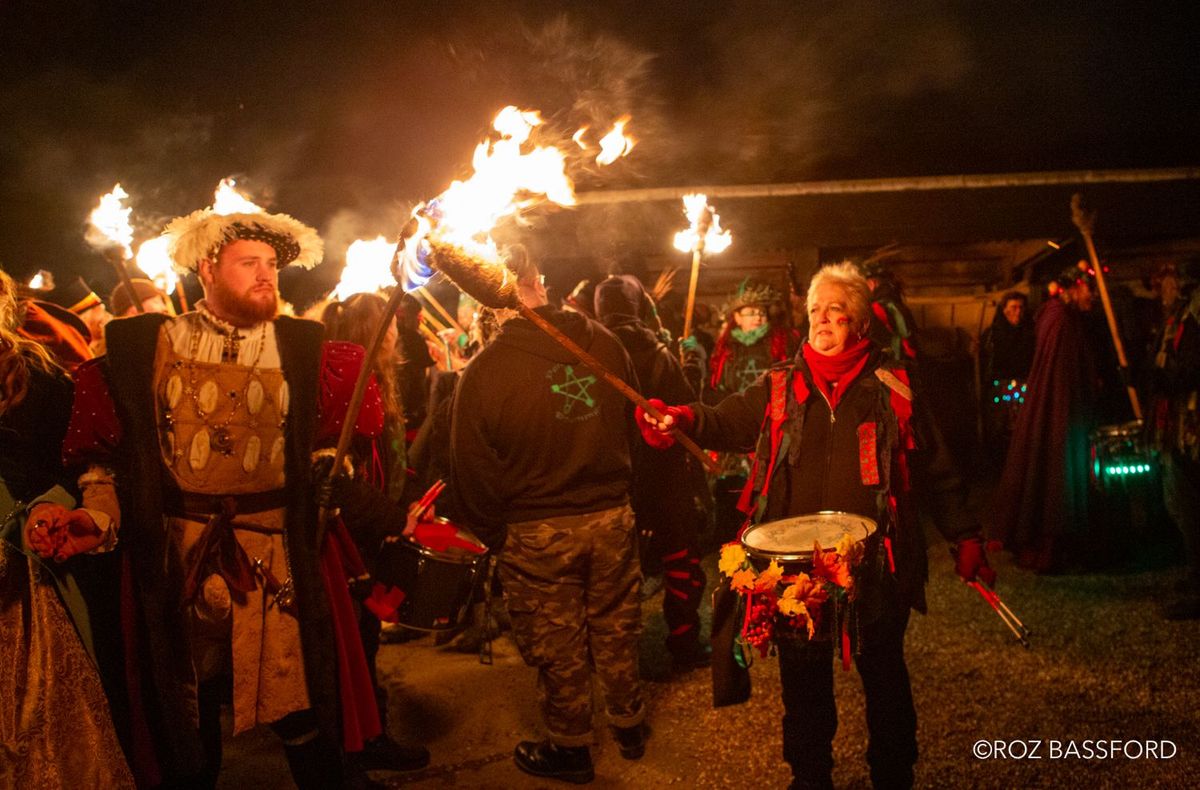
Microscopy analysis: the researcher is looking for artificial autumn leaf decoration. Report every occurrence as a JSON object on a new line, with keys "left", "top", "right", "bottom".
{"left": 719, "top": 543, "right": 747, "bottom": 577}
{"left": 719, "top": 533, "right": 864, "bottom": 649}
{"left": 730, "top": 567, "right": 758, "bottom": 593}
{"left": 812, "top": 542, "right": 853, "bottom": 591}
{"left": 754, "top": 559, "right": 784, "bottom": 593}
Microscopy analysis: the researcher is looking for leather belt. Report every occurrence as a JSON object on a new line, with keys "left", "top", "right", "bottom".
{"left": 167, "top": 488, "right": 288, "bottom": 532}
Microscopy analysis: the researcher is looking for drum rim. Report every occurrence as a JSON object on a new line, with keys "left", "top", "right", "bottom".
{"left": 740, "top": 510, "right": 877, "bottom": 563}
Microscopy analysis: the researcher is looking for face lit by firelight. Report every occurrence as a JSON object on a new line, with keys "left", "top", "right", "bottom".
{"left": 733, "top": 305, "right": 767, "bottom": 333}
{"left": 807, "top": 282, "right": 859, "bottom": 356}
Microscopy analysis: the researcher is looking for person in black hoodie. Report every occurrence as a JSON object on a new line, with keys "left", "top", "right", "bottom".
{"left": 450, "top": 249, "right": 646, "bottom": 784}
{"left": 593, "top": 275, "right": 711, "bottom": 671}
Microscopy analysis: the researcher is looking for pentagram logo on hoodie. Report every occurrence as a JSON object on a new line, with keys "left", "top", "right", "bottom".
{"left": 547, "top": 363, "right": 599, "bottom": 422}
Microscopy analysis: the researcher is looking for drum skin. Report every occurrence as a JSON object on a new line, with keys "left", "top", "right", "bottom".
{"left": 740, "top": 511, "right": 877, "bottom": 571}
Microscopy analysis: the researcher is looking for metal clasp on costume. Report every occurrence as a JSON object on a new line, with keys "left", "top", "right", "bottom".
{"left": 252, "top": 555, "right": 296, "bottom": 612}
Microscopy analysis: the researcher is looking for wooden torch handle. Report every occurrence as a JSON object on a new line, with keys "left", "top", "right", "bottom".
{"left": 519, "top": 303, "right": 719, "bottom": 474}
{"left": 1071, "top": 195, "right": 1142, "bottom": 420}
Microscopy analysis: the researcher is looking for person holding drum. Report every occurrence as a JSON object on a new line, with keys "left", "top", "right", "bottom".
{"left": 638, "top": 261, "right": 993, "bottom": 790}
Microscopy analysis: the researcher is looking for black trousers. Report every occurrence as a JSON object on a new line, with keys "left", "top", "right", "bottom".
{"left": 777, "top": 606, "right": 917, "bottom": 790}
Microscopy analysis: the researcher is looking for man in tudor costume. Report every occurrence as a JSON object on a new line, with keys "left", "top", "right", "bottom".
{"left": 23, "top": 207, "right": 403, "bottom": 788}
{"left": 638, "top": 263, "right": 993, "bottom": 789}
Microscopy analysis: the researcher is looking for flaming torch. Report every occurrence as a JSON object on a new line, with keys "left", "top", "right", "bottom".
{"left": 321, "top": 104, "right": 712, "bottom": 517}
{"left": 212, "top": 177, "right": 264, "bottom": 215}
{"left": 136, "top": 235, "right": 186, "bottom": 312}
{"left": 86, "top": 183, "right": 144, "bottom": 313}
{"left": 673, "top": 193, "right": 732, "bottom": 344}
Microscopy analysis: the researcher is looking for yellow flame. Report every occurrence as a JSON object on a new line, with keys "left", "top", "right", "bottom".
{"left": 136, "top": 236, "right": 178, "bottom": 294}
{"left": 212, "top": 177, "right": 263, "bottom": 215}
{"left": 335, "top": 236, "right": 399, "bottom": 301}
{"left": 672, "top": 193, "right": 732, "bottom": 255}
{"left": 87, "top": 183, "right": 135, "bottom": 259}
{"left": 28, "top": 270, "right": 52, "bottom": 290}
{"left": 425, "top": 105, "right": 576, "bottom": 261}
{"left": 595, "top": 117, "right": 634, "bottom": 165}
{"left": 572, "top": 127, "right": 589, "bottom": 149}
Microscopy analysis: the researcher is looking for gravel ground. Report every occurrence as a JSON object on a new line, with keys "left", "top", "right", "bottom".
{"left": 220, "top": 514, "right": 1200, "bottom": 789}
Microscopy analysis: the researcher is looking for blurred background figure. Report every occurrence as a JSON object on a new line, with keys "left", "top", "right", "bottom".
{"left": 992, "top": 265, "right": 1098, "bottom": 573}
{"left": 394, "top": 292, "right": 436, "bottom": 442}
{"left": 594, "top": 275, "right": 711, "bottom": 671}
{"left": 109, "top": 277, "right": 175, "bottom": 317}
{"left": 705, "top": 280, "right": 799, "bottom": 543}
{"left": 980, "top": 291, "right": 1035, "bottom": 465}
{"left": 1141, "top": 262, "right": 1200, "bottom": 619}
{"left": 43, "top": 276, "right": 111, "bottom": 356}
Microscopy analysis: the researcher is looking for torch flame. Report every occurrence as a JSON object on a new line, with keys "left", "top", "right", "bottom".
{"left": 422, "top": 105, "right": 576, "bottom": 262}
{"left": 335, "top": 236, "right": 400, "bottom": 301}
{"left": 136, "top": 236, "right": 178, "bottom": 294}
{"left": 28, "top": 270, "right": 53, "bottom": 290}
{"left": 87, "top": 183, "right": 135, "bottom": 259}
{"left": 212, "top": 177, "right": 264, "bottom": 215}
{"left": 572, "top": 127, "right": 589, "bottom": 149}
{"left": 673, "top": 193, "right": 732, "bottom": 255}
{"left": 595, "top": 117, "right": 634, "bottom": 166}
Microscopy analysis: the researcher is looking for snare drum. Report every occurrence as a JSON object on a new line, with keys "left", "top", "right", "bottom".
{"left": 1090, "top": 420, "right": 1155, "bottom": 488}
{"left": 374, "top": 518, "right": 489, "bottom": 631}
{"left": 740, "top": 511, "right": 877, "bottom": 572}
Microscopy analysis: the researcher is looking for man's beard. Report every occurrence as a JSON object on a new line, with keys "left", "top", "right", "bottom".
{"left": 211, "top": 279, "right": 278, "bottom": 325}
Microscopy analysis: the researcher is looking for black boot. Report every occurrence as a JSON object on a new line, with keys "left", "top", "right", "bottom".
{"left": 355, "top": 734, "right": 431, "bottom": 771}
{"left": 281, "top": 732, "right": 345, "bottom": 790}
{"left": 611, "top": 723, "right": 647, "bottom": 760}
{"left": 513, "top": 740, "right": 594, "bottom": 784}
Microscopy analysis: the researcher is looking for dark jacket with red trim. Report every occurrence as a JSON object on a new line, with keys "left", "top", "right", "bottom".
{"left": 62, "top": 313, "right": 383, "bottom": 782}
{"left": 689, "top": 348, "right": 976, "bottom": 616}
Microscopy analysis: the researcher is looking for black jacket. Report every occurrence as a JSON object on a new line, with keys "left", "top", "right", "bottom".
{"left": 450, "top": 306, "right": 637, "bottom": 548}
{"left": 690, "top": 349, "right": 975, "bottom": 615}
{"left": 600, "top": 315, "right": 707, "bottom": 523}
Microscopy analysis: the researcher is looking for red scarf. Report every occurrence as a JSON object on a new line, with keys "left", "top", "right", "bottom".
{"left": 802, "top": 336, "right": 872, "bottom": 411}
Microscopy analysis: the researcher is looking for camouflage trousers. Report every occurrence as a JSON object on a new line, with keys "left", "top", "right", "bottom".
{"left": 500, "top": 503, "right": 645, "bottom": 746}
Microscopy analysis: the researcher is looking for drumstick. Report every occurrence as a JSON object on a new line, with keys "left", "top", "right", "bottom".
{"left": 968, "top": 581, "right": 1029, "bottom": 647}
{"left": 410, "top": 479, "right": 446, "bottom": 521}
{"left": 985, "top": 588, "right": 1029, "bottom": 636}
{"left": 971, "top": 581, "right": 1029, "bottom": 636}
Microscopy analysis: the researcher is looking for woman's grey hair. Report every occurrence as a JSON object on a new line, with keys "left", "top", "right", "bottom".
{"left": 807, "top": 261, "right": 873, "bottom": 330}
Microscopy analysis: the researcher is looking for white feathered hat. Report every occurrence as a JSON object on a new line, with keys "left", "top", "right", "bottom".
{"left": 163, "top": 209, "right": 323, "bottom": 274}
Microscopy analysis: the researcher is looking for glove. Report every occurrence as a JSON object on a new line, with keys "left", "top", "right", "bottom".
{"left": 953, "top": 535, "right": 997, "bottom": 588}
{"left": 635, "top": 398, "right": 695, "bottom": 450}
{"left": 312, "top": 451, "right": 354, "bottom": 510}
{"left": 680, "top": 335, "right": 700, "bottom": 353}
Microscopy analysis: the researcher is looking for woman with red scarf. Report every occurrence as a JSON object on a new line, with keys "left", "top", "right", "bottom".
{"left": 638, "top": 263, "right": 993, "bottom": 789}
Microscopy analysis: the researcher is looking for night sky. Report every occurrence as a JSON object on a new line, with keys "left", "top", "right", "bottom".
{"left": 2, "top": 1, "right": 1197, "bottom": 295}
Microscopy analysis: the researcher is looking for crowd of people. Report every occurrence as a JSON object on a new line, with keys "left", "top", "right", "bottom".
{"left": 2, "top": 196, "right": 1197, "bottom": 790}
